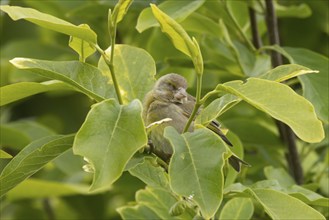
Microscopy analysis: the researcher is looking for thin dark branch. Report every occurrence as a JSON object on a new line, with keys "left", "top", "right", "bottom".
{"left": 43, "top": 198, "right": 55, "bottom": 220}
{"left": 264, "top": 0, "right": 303, "bottom": 184}
{"left": 248, "top": 7, "right": 262, "bottom": 49}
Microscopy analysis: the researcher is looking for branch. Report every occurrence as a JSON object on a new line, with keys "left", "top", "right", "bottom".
{"left": 264, "top": 0, "right": 303, "bottom": 184}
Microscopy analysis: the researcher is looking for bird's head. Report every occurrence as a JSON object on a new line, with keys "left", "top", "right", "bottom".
{"left": 153, "top": 73, "right": 188, "bottom": 104}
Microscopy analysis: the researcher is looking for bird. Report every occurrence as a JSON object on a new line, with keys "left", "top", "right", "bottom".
{"left": 143, "top": 73, "right": 248, "bottom": 171}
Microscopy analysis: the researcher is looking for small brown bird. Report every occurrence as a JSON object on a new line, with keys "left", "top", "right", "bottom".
{"left": 143, "top": 73, "right": 247, "bottom": 171}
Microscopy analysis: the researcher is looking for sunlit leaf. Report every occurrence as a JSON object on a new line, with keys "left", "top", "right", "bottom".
{"left": 0, "top": 80, "right": 74, "bottom": 106}
{"left": 150, "top": 4, "right": 197, "bottom": 58}
{"left": 275, "top": 2, "right": 312, "bottom": 18}
{"left": 259, "top": 64, "right": 319, "bottom": 82}
{"left": 112, "top": 0, "right": 133, "bottom": 24}
{"left": 0, "top": 150, "right": 12, "bottom": 159}
{"left": 73, "top": 99, "right": 147, "bottom": 192}
{"left": 217, "top": 78, "right": 324, "bottom": 143}
{"left": 69, "top": 24, "right": 96, "bottom": 62}
{"left": 225, "top": 183, "right": 326, "bottom": 220}
{"left": 98, "top": 45, "right": 156, "bottom": 104}
{"left": 253, "top": 189, "right": 325, "bottom": 220}
{"left": 0, "top": 5, "right": 97, "bottom": 43}
{"left": 10, "top": 58, "right": 111, "bottom": 102}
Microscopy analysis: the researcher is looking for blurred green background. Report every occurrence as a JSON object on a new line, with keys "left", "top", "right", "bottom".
{"left": 0, "top": 0, "right": 328, "bottom": 219}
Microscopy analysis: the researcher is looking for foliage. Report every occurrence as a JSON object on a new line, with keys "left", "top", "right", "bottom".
{"left": 0, "top": 0, "right": 328, "bottom": 219}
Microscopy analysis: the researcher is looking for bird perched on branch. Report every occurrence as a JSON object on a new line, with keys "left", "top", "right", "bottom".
{"left": 143, "top": 73, "right": 248, "bottom": 171}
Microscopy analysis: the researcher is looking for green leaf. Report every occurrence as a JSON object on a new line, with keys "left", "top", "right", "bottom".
{"left": 69, "top": 24, "right": 96, "bottom": 62}
{"left": 112, "top": 0, "right": 133, "bottom": 24}
{"left": 0, "top": 120, "right": 56, "bottom": 150}
{"left": 264, "top": 167, "right": 329, "bottom": 207}
{"left": 284, "top": 47, "right": 329, "bottom": 123}
{"left": 259, "top": 64, "right": 319, "bottom": 82}
{"left": 287, "top": 185, "right": 329, "bottom": 207}
{"left": 195, "top": 94, "right": 240, "bottom": 126}
{"left": 0, "top": 5, "right": 97, "bottom": 43}
{"left": 219, "top": 198, "right": 254, "bottom": 220}
{"left": 218, "top": 78, "right": 324, "bottom": 143}
{"left": 0, "top": 80, "right": 74, "bottom": 106}
{"left": 275, "top": 2, "right": 312, "bottom": 18}
{"left": 150, "top": 4, "right": 198, "bottom": 59}
{"left": 10, "top": 58, "right": 112, "bottom": 102}
{"left": 73, "top": 99, "right": 147, "bottom": 192}
{"left": 253, "top": 189, "right": 325, "bottom": 220}
{"left": 0, "top": 150, "right": 12, "bottom": 159}
{"left": 264, "top": 166, "right": 295, "bottom": 188}
{"left": 135, "top": 187, "right": 192, "bottom": 219}
{"left": 117, "top": 204, "right": 160, "bottom": 220}
{"left": 98, "top": 45, "right": 156, "bottom": 103}
{"left": 225, "top": 183, "right": 326, "bottom": 220}
{"left": 164, "top": 127, "right": 227, "bottom": 219}
{"left": 128, "top": 157, "right": 169, "bottom": 189}
{"left": 0, "top": 134, "right": 74, "bottom": 197}
{"left": 180, "top": 12, "right": 222, "bottom": 38}
{"left": 6, "top": 179, "right": 90, "bottom": 201}
{"left": 136, "top": 0, "right": 205, "bottom": 33}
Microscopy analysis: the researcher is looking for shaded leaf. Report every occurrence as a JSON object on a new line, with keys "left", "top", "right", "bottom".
{"left": 98, "top": 45, "right": 156, "bottom": 104}
{"left": 0, "top": 5, "right": 97, "bottom": 43}
{"left": 218, "top": 78, "right": 324, "bottom": 143}
{"left": 136, "top": 0, "right": 205, "bottom": 33}
{"left": 73, "top": 99, "right": 147, "bottom": 192}
{"left": 180, "top": 12, "right": 222, "bottom": 38}
{"left": 10, "top": 58, "right": 111, "bottom": 102}
{"left": 136, "top": 187, "right": 192, "bottom": 219}
{"left": 129, "top": 157, "right": 169, "bottom": 189}
{"left": 284, "top": 47, "right": 329, "bottom": 123}
{"left": 6, "top": 178, "right": 90, "bottom": 201}
{"left": 0, "top": 80, "right": 74, "bottom": 106}
{"left": 0, "top": 120, "right": 56, "bottom": 150}
{"left": 164, "top": 127, "right": 227, "bottom": 219}
{"left": 0, "top": 134, "right": 74, "bottom": 197}
{"left": 264, "top": 166, "right": 295, "bottom": 188}
{"left": 219, "top": 198, "right": 254, "bottom": 220}
{"left": 195, "top": 94, "right": 240, "bottom": 126}
{"left": 117, "top": 204, "right": 160, "bottom": 219}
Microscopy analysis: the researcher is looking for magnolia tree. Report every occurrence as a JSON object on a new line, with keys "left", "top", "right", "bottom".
{"left": 0, "top": 0, "right": 328, "bottom": 219}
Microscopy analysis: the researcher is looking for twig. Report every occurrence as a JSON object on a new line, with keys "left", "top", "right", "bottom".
{"left": 43, "top": 198, "right": 55, "bottom": 220}
{"left": 264, "top": 0, "right": 303, "bottom": 184}
{"left": 248, "top": 7, "right": 262, "bottom": 49}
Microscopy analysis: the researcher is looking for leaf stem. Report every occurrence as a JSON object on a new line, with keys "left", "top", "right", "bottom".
{"left": 224, "top": 1, "right": 256, "bottom": 52}
{"left": 95, "top": 44, "right": 123, "bottom": 104}
{"left": 264, "top": 0, "right": 303, "bottom": 184}
{"left": 183, "top": 75, "right": 202, "bottom": 132}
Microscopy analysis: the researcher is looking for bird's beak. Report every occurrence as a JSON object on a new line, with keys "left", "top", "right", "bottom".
{"left": 174, "top": 87, "right": 188, "bottom": 103}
